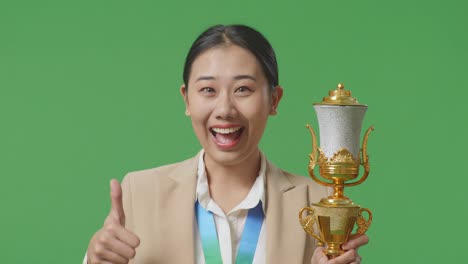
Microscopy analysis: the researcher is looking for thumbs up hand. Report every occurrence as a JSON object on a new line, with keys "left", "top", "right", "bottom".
{"left": 87, "top": 179, "right": 140, "bottom": 264}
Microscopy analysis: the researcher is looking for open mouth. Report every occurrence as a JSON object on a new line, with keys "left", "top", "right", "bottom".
{"left": 209, "top": 126, "right": 244, "bottom": 148}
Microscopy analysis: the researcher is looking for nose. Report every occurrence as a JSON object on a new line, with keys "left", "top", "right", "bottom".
{"left": 214, "top": 91, "right": 238, "bottom": 120}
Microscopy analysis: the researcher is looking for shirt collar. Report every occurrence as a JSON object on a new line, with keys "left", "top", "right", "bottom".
{"left": 195, "top": 149, "right": 266, "bottom": 215}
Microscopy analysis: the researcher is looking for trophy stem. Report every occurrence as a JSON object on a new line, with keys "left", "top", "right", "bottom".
{"left": 324, "top": 243, "right": 345, "bottom": 259}
{"left": 332, "top": 182, "right": 345, "bottom": 199}
{"left": 330, "top": 178, "right": 349, "bottom": 200}
{"left": 319, "top": 179, "right": 354, "bottom": 206}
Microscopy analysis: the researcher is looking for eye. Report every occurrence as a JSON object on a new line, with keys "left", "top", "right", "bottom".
{"left": 200, "top": 87, "right": 215, "bottom": 94}
{"left": 235, "top": 86, "right": 252, "bottom": 94}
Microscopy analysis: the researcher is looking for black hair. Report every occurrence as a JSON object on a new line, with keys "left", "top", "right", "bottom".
{"left": 182, "top": 24, "right": 279, "bottom": 91}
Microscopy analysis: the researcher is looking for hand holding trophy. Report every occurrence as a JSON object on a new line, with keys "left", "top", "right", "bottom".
{"left": 299, "top": 83, "right": 373, "bottom": 259}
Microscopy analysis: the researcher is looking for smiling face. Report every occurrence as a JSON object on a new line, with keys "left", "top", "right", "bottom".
{"left": 181, "top": 44, "right": 283, "bottom": 167}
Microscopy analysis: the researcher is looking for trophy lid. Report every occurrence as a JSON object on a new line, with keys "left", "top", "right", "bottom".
{"left": 314, "top": 83, "right": 366, "bottom": 106}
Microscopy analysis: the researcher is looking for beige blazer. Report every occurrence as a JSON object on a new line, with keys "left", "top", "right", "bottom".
{"left": 120, "top": 154, "right": 329, "bottom": 264}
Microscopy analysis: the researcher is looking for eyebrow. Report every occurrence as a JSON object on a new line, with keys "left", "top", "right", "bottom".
{"left": 195, "top": 76, "right": 215, "bottom": 82}
{"left": 234, "top": 75, "right": 256, "bottom": 81}
{"left": 195, "top": 75, "right": 257, "bottom": 82}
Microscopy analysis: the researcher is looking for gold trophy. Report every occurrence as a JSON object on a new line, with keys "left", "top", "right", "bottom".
{"left": 299, "top": 83, "right": 373, "bottom": 258}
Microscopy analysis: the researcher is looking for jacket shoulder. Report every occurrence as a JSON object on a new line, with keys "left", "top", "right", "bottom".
{"left": 122, "top": 155, "right": 198, "bottom": 185}
{"left": 119, "top": 155, "right": 198, "bottom": 218}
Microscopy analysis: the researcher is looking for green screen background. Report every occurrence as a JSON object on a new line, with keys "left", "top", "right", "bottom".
{"left": 1, "top": 0, "right": 467, "bottom": 263}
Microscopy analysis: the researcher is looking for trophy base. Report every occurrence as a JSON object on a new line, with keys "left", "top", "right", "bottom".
{"left": 300, "top": 201, "right": 371, "bottom": 258}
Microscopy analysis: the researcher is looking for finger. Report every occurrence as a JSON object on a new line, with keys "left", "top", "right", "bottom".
{"left": 329, "top": 249, "right": 358, "bottom": 264}
{"left": 95, "top": 226, "right": 138, "bottom": 261}
{"left": 349, "top": 260, "right": 361, "bottom": 264}
{"left": 98, "top": 223, "right": 140, "bottom": 257}
{"left": 95, "top": 244, "right": 129, "bottom": 264}
{"left": 342, "top": 235, "right": 369, "bottom": 250}
{"left": 348, "top": 255, "right": 362, "bottom": 264}
{"left": 105, "top": 237, "right": 137, "bottom": 260}
{"left": 91, "top": 241, "right": 128, "bottom": 264}
{"left": 311, "top": 247, "right": 329, "bottom": 264}
{"left": 109, "top": 179, "right": 125, "bottom": 225}
{"left": 89, "top": 258, "right": 116, "bottom": 264}
{"left": 115, "top": 227, "right": 141, "bottom": 249}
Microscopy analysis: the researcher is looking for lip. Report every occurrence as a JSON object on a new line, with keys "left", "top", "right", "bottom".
{"left": 210, "top": 124, "right": 243, "bottom": 129}
{"left": 209, "top": 124, "right": 244, "bottom": 150}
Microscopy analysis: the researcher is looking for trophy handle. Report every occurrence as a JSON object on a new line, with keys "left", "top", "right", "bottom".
{"left": 307, "top": 124, "right": 334, "bottom": 187}
{"left": 349, "top": 208, "right": 373, "bottom": 240}
{"left": 299, "top": 207, "right": 324, "bottom": 246}
{"left": 344, "top": 126, "right": 374, "bottom": 187}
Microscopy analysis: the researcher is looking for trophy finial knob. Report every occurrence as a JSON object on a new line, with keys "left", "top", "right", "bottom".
{"left": 315, "top": 83, "right": 365, "bottom": 106}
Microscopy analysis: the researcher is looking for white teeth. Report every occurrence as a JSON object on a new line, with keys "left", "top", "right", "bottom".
{"left": 212, "top": 127, "right": 242, "bottom": 134}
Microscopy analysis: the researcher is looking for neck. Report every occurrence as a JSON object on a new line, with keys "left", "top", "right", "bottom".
{"left": 204, "top": 150, "right": 261, "bottom": 213}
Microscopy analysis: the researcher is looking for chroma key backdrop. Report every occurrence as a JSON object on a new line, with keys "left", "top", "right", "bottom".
{"left": 1, "top": 0, "right": 467, "bottom": 263}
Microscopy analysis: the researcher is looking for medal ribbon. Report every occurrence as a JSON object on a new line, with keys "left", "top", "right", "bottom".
{"left": 196, "top": 200, "right": 264, "bottom": 264}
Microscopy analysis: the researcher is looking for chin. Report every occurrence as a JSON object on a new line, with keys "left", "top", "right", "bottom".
{"left": 204, "top": 146, "right": 258, "bottom": 167}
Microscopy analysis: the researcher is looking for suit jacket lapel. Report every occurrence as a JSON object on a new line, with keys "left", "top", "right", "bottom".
{"left": 162, "top": 155, "right": 199, "bottom": 264}
{"left": 265, "top": 160, "right": 310, "bottom": 264}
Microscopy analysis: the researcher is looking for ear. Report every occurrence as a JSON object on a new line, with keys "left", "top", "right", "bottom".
{"left": 269, "top": 86, "right": 283, "bottom": 115}
{"left": 180, "top": 84, "right": 190, "bottom": 116}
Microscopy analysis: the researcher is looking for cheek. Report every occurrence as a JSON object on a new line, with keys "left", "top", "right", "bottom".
{"left": 239, "top": 98, "right": 271, "bottom": 142}
{"left": 189, "top": 112, "right": 210, "bottom": 144}
{"left": 188, "top": 98, "right": 212, "bottom": 128}
{"left": 240, "top": 95, "right": 271, "bottom": 119}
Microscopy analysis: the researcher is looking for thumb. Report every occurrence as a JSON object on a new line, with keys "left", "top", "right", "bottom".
{"left": 109, "top": 179, "right": 125, "bottom": 225}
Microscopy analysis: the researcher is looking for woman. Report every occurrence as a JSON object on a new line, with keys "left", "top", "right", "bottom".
{"left": 85, "top": 24, "right": 368, "bottom": 264}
